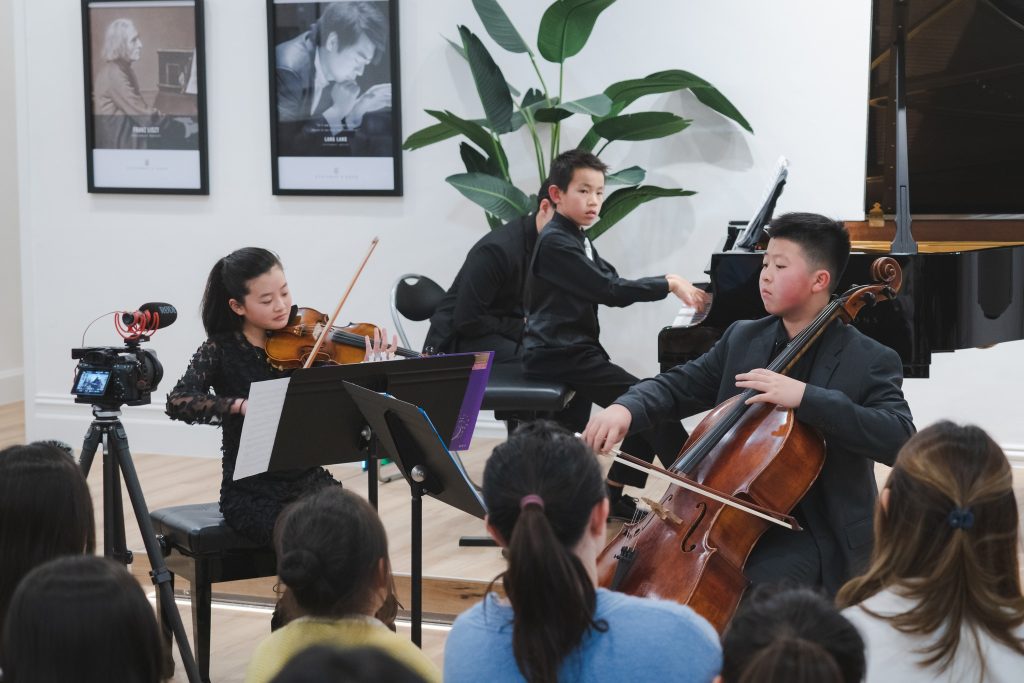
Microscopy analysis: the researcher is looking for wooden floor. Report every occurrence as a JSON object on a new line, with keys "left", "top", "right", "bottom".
{"left": 3, "top": 401, "right": 1024, "bottom": 682}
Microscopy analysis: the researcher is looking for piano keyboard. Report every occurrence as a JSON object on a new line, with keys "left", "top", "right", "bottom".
{"left": 671, "top": 294, "right": 713, "bottom": 328}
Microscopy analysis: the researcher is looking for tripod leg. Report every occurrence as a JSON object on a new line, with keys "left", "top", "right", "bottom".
{"left": 102, "top": 427, "right": 132, "bottom": 566}
{"left": 78, "top": 422, "right": 103, "bottom": 476}
{"left": 108, "top": 421, "right": 204, "bottom": 683}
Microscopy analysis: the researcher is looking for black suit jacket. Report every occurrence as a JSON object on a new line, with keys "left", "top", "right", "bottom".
{"left": 424, "top": 214, "right": 537, "bottom": 353}
{"left": 617, "top": 316, "right": 915, "bottom": 592}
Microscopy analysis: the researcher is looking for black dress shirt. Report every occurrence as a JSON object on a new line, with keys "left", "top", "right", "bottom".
{"left": 523, "top": 211, "right": 669, "bottom": 360}
{"left": 424, "top": 214, "right": 538, "bottom": 353}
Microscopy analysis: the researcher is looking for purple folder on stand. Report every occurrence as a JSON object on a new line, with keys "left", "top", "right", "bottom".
{"left": 445, "top": 351, "right": 493, "bottom": 450}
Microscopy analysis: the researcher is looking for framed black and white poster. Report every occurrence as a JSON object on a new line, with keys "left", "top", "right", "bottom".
{"left": 81, "top": 0, "right": 208, "bottom": 194}
{"left": 267, "top": 0, "right": 402, "bottom": 195}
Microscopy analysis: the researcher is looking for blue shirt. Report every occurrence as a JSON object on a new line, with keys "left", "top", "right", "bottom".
{"left": 444, "top": 588, "right": 721, "bottom": 682}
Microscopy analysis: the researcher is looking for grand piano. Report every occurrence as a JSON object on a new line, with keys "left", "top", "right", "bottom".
{"left": 660, "top": 0, "right": 1024, "bottom": 379}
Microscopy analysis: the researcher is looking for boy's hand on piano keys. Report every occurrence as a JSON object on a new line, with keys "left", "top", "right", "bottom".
{"left": 667, "top": 275, "right": 710, "bottom": 311}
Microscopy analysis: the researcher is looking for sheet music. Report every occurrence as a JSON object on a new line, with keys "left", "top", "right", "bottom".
{"left": 734, "top": 156, "right": 789, "bottom": 249}
{"left": 234, "top": 377, "right": 291, "bottom": 480}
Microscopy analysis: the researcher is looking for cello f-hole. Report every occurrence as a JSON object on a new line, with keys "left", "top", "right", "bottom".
{"left": 681, "top": 502, "right": 707, "bottom": 553}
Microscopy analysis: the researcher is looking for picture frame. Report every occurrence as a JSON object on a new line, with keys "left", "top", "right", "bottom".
{"left": 266, "top": 0, "right": 403, "bottom": 196}
{"left": 81, "top": 0, "right": 209, "bottom": 194}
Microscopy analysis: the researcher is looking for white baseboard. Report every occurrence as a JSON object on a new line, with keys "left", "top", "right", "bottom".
{"left": 0, "top": 368, "right": 23, "bottom": 405}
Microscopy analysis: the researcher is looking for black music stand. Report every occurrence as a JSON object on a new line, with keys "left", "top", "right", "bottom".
{"left": 343, "top": 381, "right": 486, "bottom": 647}
{"left": 235, "top": 354, "right": 486, "bottom": 509}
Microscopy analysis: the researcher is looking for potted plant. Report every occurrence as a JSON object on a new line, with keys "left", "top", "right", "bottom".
{"left": 403, "top": 0, "right": 752, "bottom": 238}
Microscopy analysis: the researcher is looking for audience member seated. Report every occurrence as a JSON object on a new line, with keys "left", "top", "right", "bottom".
{"left": 1, "top": 555, "right": 164, "bottom": 683}
{"left": 837, "top": 421, "right": 1024, "bottom": 682}
{"left": 269, "top": 644, "right": 428, "bottom": 683}
{"left": 245, "top": 487, "right": 440, "bottom": 683}
{"left": 718, "top": 586, "right": 865, "bottom": 683}
{"left": 443, "top": 421, "right": 721, "bottom": 683}
{"left": 0, "top": 441, "right": 95, "bottom": 649}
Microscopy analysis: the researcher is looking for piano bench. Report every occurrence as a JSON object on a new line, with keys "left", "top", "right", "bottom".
{"left": 151, "top": 502, "right": 277, "bottom": 683}
{"left": 481, "top": 364, "right": 575, "bottom": 434}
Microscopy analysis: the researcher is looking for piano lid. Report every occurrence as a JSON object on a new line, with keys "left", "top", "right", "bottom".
{"left": 866, "top": 0, "right": 1024, "bottom": 216}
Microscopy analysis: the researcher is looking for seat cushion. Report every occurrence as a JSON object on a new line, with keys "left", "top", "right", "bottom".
{"left": 151, "top": 502, "right": 270, "bottom": 556}
{"left": 482, "top": 364, "right": 573, "bottom": 412}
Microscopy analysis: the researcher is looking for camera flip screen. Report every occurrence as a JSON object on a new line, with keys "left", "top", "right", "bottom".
{"left": 74, "top": 370, "right": 110, "bottom": 397}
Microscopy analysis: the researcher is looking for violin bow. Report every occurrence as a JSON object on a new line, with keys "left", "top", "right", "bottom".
{"left": 302, "top": 237, "right": 380, "bottom": 370}
{"left": 574, "top": 434, "right": 800, "bottom": 530}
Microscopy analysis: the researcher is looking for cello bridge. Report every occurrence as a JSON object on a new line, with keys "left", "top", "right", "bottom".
{"left": 641, "top": 497, "right": 682, "bottom": 526}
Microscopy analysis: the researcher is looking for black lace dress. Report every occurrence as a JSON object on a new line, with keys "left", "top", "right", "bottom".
{"left": 166, "top": 332, "right": 337, "bottom": 545}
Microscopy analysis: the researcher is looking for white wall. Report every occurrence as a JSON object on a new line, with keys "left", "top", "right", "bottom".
{"left": 0, "top": 0, "right": 23, "bottom": 405}
{"left": 14, "top": 0, "right": 1023, "bottom": 457}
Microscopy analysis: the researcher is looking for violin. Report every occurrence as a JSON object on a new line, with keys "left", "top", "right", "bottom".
{"left": 265, "top": 306, "right": 419, "bottom": 370}
{"left": 596, "top": 257, "right": 903, "bottom": 633}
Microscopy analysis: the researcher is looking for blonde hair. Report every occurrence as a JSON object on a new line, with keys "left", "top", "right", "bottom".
{"left": 101, "top": 19, "right": 137, "bottom": 62}
{"left": 837, "top": 421, "right": 1024, "bottom": 676}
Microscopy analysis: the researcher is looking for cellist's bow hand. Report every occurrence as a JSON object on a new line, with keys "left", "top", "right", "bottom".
{"left": 736, "top": 368, "right": 806, "bottom": 408}
{"left": 582, "top": 404, "right": 633, "bottom": 454}
{"left": 363, "top": 327, "right": 399, "bottom": 362}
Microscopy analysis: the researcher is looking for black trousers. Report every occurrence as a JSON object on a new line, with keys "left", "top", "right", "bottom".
{"left": 455, "top": 333, "right": 521, "bottom": 365}
{"left": 525, "top": 347, "right": 687, "bottom": 487}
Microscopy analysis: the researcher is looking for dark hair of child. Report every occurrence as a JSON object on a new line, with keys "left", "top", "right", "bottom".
{"left": 482, "top": 420, "right": 608, "bottom": 683}
{"left": 268, "top": 644, "right": 427, "bottom": 683}
{"left": 721, "top": 586, "right": 865, "bottom": 683}
{"left": 547, "top": 149, "right": 609, "bottom": 192}
{"left": 0, "top": 441, "right": 95, "bottom": 638}
{"left": 1, "top": 555, "right": 163, "bottom": 683}
{"left": 275, "top": 486, "right": 397, "bottom": 624}
{"left": 766, "top": 212, "right": 851, "bottom": 292}
{"left": 201, "top": 246, "right": 283, "bottom": 337}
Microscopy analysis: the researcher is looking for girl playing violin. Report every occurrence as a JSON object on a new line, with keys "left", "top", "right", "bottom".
{"left": 166, "top": 247, "right": 396, "bottom": 546}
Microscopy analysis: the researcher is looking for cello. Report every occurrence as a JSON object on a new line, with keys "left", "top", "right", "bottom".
{"left": 596, "top": 257, "right": 902, "bottom": 632}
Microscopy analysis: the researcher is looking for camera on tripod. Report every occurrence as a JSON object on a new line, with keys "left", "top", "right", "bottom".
{"left": 71, "top": 343, "right": 163, "bottom": 407}
{"left": 70, "top": 302, "right": 176, "bottom": 407}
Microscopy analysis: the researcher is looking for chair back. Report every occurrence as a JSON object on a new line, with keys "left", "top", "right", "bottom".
{"left": 389, "top": 274, "right": 446, "bottom": 349}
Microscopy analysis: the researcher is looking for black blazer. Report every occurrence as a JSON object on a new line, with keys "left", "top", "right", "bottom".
{"left": 424, "top": 214, "right": 538, "bottom": 353}
{"left": 523, "top": 212, "right": 669, "bottom": 362}
{"left": 617, "top": 316, "right": 915, "bottom": 592}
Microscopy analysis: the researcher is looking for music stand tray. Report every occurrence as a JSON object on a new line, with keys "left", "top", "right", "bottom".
{"left": 343, "top": 381, "right": 486, "bottom": 646}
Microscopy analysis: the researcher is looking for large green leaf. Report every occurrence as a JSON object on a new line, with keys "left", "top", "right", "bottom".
{"left": 560, "top": 93, "right": 613, "bottom": 116}
{"left": 604, "top": 70, "right": 752, "bottom": 132}
{"left": 592, "top": 112, "right": 691, "bottom": 141}
{"left": 446, "top": 172, "right": 532, "bottom": 222}
{"left": 403, "top": 121, "right": 460, "bottom": 150}
{"left": 459, "top": 142, "right": 503, "bottom": 177}
{"left": 589, "top": 185, "right": 695, "bottom": 240}
{"left": 424, "top": 110, "right": 508, "bottom": 169}
{"left": 605, "top": 165, "right": 645, "bottom": 186}
{"left": 534, "top": 107, "right": 574, "bottom": 123}
{"left": 472, "top": 0, "right": 532, "bottom": 54}
{"left": 576, "top": 127, "right": 601, "bottom": 152}
{"left": 537, "top": 0, "right": 618, "bottom": 63}
{"left": 445, "top": 34, "right": 520, "bottom": 98}
{"left": 533, "top": 93, "right": 611, "bottom": 125}
{"left": 459, "top": 25, "right": 514, "bottom": 133}
{"left": 510, "top": 91, "right": 557, "bottom": 130}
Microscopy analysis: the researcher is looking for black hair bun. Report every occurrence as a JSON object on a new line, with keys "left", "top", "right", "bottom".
{"left": 278, "top": 548, "right": 322, "bottom": 588}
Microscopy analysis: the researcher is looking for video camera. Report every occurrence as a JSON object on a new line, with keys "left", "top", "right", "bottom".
{"left": 71, "top": 343, "right": 163, "bottom": 407}
{"left": 70, "top": 302, "right": 175, "bottom": 408}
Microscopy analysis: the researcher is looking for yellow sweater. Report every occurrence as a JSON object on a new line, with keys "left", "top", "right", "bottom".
{"left": 245, "top": 615, "right": 441, "bottom": 683}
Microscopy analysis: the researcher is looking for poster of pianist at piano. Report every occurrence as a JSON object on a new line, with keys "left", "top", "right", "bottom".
{"left": 267, "top": 0, "right": 402, "bottom": 196}
{"left": 82, "top": 0, "right": 208, "bottom": 194}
